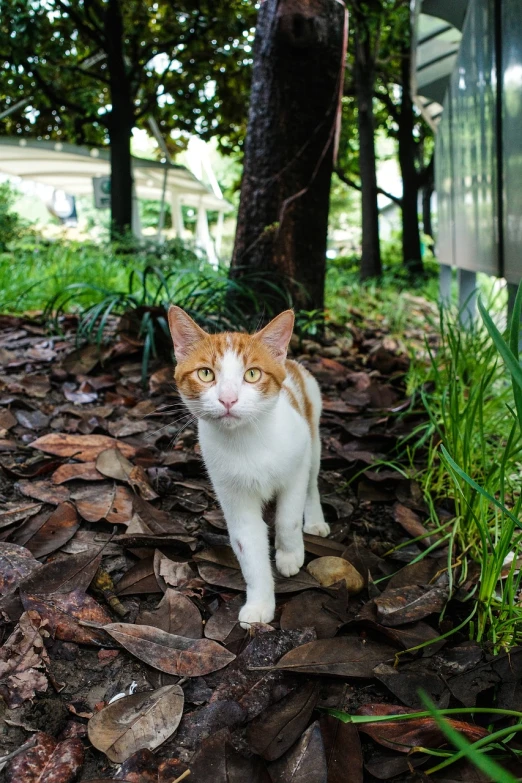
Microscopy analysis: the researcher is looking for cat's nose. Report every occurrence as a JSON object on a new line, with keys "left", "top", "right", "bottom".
{"left": 219, "top": 394, "right": 238, "bottom": 411}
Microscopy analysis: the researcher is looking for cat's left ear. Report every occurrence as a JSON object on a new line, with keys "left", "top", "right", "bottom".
{"left": 256, "top": 310, "right": 294, "bottom": 362}
{"left": 168, "top": 306, "right": 207, "bottom": 362}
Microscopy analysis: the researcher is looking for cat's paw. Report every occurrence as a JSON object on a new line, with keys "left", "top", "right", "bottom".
{"left": 276, "top": 548, "right": 304, "bottom": 577}
{"left": 238, "top": 600, "right": 275, "bottom": 629}
{"left": 303, "top": 520, "right": 331, "bottom": 537}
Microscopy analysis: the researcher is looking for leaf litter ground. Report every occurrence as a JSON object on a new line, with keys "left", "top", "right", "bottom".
{"left": 0, "top": 311, "right": 521, "bottom": 782}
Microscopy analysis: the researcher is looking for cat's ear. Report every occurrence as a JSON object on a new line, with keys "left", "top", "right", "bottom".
{"left": 168, "top": 306, "right": 207, "bottom": 362}
{"left": 256, "top": 310, "right": 294, "bottom": 362}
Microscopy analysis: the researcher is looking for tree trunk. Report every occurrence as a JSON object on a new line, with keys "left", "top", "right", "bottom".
{"left": 104, "top": 0, "right": 134, "bottom": 240}
{"left": 355, "top": 26, "right": 381, "bottom": 280}
{"left": 231, "top": 0, "right": 345, "bottom": 312}
{"left": 397, "top": 43, "right": 423, "bottom": 274}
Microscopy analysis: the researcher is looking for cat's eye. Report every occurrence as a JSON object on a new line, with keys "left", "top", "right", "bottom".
{"left": 244, "top": 367, "right": 262, "bottom": 383}
{"left": 197, "top": 368, "right": 215, "bottom": 382}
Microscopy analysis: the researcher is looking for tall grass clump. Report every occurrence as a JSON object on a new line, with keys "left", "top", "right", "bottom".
{"left": 407, "top": 287, "right": 522, "bottom": 651}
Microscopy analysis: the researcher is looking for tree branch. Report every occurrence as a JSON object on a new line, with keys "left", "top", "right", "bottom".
{"left": 335, "top": 167, "right": 403, "bottom": 206}
{"left": 29, "top": 66, "right": 103, "bottom": 125}
{"left": 54, "top": 0, "right": 106, "bottom": 48}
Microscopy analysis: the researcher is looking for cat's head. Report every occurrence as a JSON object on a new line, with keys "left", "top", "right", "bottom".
{"left": 168, "top": 307, "right": 294, "bottom": 429}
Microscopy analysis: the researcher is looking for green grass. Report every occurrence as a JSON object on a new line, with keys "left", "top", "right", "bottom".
{"left": 405, "top": 287, "right": 522, "bottom": 651}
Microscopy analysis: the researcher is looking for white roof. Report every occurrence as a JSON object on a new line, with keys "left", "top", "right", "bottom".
{"left": 0, "top": 137, "right": 230, "bottom": 212}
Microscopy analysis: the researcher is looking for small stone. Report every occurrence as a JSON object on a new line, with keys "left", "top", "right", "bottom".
{"left": 336, "top": 335, "right": 354, "bottom": 354}
{"left": 301, "top": 340, "right": 321, "bottom": 355}
{"left": 321, "top": 346, "right": 342, "bottom": 359}
{"left": 306, "top": 556, "right": 364, "bottom": 594}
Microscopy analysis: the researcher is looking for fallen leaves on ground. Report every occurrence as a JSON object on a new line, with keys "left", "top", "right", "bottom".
{"left": 0, "top": 311, "right": 515, "bottom": 781}
{"left": 88, "top": 684, "right": 184, "bottom": 762}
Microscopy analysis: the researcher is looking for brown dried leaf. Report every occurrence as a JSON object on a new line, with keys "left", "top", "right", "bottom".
{"left": 356, "top": 702, "right": 489, "bottom": 752}
{"left": 204, "top": 594, "right": 244, "bottom": 642}
{"left": 30, "top": 433, "right": 136, "bottom": 462}
{"left": 20, "top": 549, "right": 103, "bottom": 595}
{"left": 71, "top": 482, "right": 133, "bottom": 525}
{"left": 136, "top": 589, "right": 202, "bottom": 638}
{"left": 273, "top": 635, "right": 396, "bottom": 677}
{"left": 14, "top": 502, "right": 80, "bottom": 558}
{"left": 279, "top": 590, "right": 345, "bottom": 639}
{"left": 0, "top": 543, "right": 41, "bottom": 596}
{"left": 393, "top": 502, "right": 440, "bottom": 548}
{"left": 320, "top": 714, "right": 363, "bottom": 783}
{"left": 197, "top": 561, "right": 319, "bottom": 594}
{"left": 5, "top": 731, "right": 84, "bottom": 783}
{"left": 0, "top": 610, "right": 52, "bottom": 707}
{"left": 21, "top": 588, "right": 113, "bottom": 646}
{"left": 96, "top": 448, "right": 157, "bottom": 500}
{"left": 0, "top": 501, "right": 43, "bottom": 530}
{"left": 16, "top": 480, "right": 71, "bottom": 505}
{"left": 268, "top": 721, "right": 327, "bottom": 783}
{"left": 62, "top": 343, "right": 102, "bottom": 375}
{"left": 188, "top": 729, "right": 270, "bottom": 783}
{"left": 375, "top": 585, "right": 448, "bottom": 626}
{"left": 116, "top": 556, "right": 161, "bottom": 595}
{"left": 154, "top": 551, "right": 199, "bottom": 593}
{"left": 52, "top": 461, "right": 104, "bottom": 484}
{"left": 88, "top": 684, "right": 184, "bottom": 763}
{"left": 247, "top": 682, "right": 320, "bottom": 760}
{"left": 103, "top": 622, "right": 235, "bottom": 676}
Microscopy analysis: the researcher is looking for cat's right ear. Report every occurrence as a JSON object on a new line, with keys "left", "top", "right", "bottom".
{"left": 168, "top": 306, "right": 207, "bottom": 362}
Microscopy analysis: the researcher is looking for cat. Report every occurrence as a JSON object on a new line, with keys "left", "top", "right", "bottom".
{"left": 168, "top": 306, "right": 330, "bottom": 627}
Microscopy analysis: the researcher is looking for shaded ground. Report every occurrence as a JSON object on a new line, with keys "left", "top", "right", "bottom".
{"left": 0, "top": 308, "right": 521, "bottom": 782}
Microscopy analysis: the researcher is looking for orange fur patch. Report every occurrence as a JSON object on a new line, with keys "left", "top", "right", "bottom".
{"left": 283, "top": 360, "right": 314, "bottom": 432}
{"left": 174, "top": 331, "right": 287, "bottom": 400}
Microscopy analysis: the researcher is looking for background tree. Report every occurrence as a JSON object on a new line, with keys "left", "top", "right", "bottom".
{"left": 231, "top": 0, "right": 346, "bottom": 312}
{"left": 336, "top": 0, "right": 432, "bottom": 278}
{"left": 0, "top": 0, "right": 255, "bottom": 238}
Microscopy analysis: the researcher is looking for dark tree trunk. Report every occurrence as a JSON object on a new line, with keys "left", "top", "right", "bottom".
{"left": 422, "top": 155, "right": 435, "bottom": 244}
{"left": 355, "top": 26, "right": 381, "bottom": 280}
{"left": 397, "top": 43, "right": 423, "bottom": 274}
{"left": 231, "top": 0, "right": 345, "bottom": 312}
{"left": 104, "top": 0, "right": 134, "bottom": 240}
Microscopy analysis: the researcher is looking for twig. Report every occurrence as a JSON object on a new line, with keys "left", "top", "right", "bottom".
{"left": 0, "top": 737, "right": 38, "bottom": 771}
{"left": 172, "top": 770, "right": 191, "bottom": 783}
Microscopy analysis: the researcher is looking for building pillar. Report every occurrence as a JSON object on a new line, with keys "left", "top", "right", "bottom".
{"left": 458, "top": 269, "right": 477, "bottom": 327}
{"left": 439, "top": 263, "right": 452, "bottom": 307}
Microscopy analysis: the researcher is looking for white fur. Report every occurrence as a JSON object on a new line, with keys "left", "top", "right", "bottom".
{"left": 181, "top": 349, "right": 329, "bottom": 628}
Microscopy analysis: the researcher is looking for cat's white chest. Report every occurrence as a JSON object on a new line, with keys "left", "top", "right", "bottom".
{"left": 198, "top": 397, "right": 310, "bottom": 501}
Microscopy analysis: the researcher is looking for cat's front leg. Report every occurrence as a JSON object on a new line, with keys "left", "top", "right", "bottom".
{"left": 274, "top": 461, "right": 310, "bottom": 577}
{"left": 219, "top": 493, "right": 275, "bottom": 628}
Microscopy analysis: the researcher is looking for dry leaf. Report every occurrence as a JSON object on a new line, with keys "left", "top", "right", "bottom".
{"left": 0, "top": 611, "right": 53, "bottom": 707}
{"left": 5, "top": 731, "right": 84, "bottom": 783}
{"left": 88, "top": 684, "right": 184, "bottom": 763}
{"left": 15, "top": 502, "right": 80, "bottom": 558}
{"left": 356, "top": 702, "right": 489, "bottom": 752}
{"left": 0, "top": 502, "right": 43, "bottom": 530}
{"left": 103, "top": 622, "right": 235, "bottom": 676}
{"left": 247, "top": 682, "right": 319, "bottom": 760}
{"left": 71, "top": 482, "right": 133, "bottom": 525}
{"left": 136, "top": 589, "right": 202, "bottom": 638}
{"left": 0, "top": 543, "right": 41, "bottom": 596}
{"left": 268, "top": 721, "right": 327, "bottom": 783}
{"left": 52, "top": 461, "right": 104, "bottom": 484}
{"left": 96, "top": 448, "right": 157, "bottom": 499}
{"left": 30, "top": 433, "right": 136, "bottom": 462}
{"left": 273, "top": 635, "right": 396, "bottom": 677}
{"left": 21, "top": 589, "right": 113, "bottom": 646}
{"left": 16, "top": 479, "right": 71, "bottom": 505}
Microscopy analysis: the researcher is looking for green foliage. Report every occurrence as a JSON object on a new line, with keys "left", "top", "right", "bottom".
{"left": 406, "top": 288, "right": 522, "bottom": 651}
{"left": 0, "top": 182, "right": 27, "bottom": 251}
{"left": 325, "top": 240, "right": 439, "bottom": 334}
{"left": 0, "top": 0, "right": 255, "bottom": 151}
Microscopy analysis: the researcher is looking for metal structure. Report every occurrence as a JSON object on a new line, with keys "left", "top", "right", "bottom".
{"left": 412, "top": 0, "right": 522, "bottom": 322}
{"left": 0, "top": 137, "right": 230, "bottom": 263}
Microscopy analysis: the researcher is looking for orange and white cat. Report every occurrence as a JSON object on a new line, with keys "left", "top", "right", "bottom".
{"left": 168, "top": 307, "right": 329, "bottom": 627}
